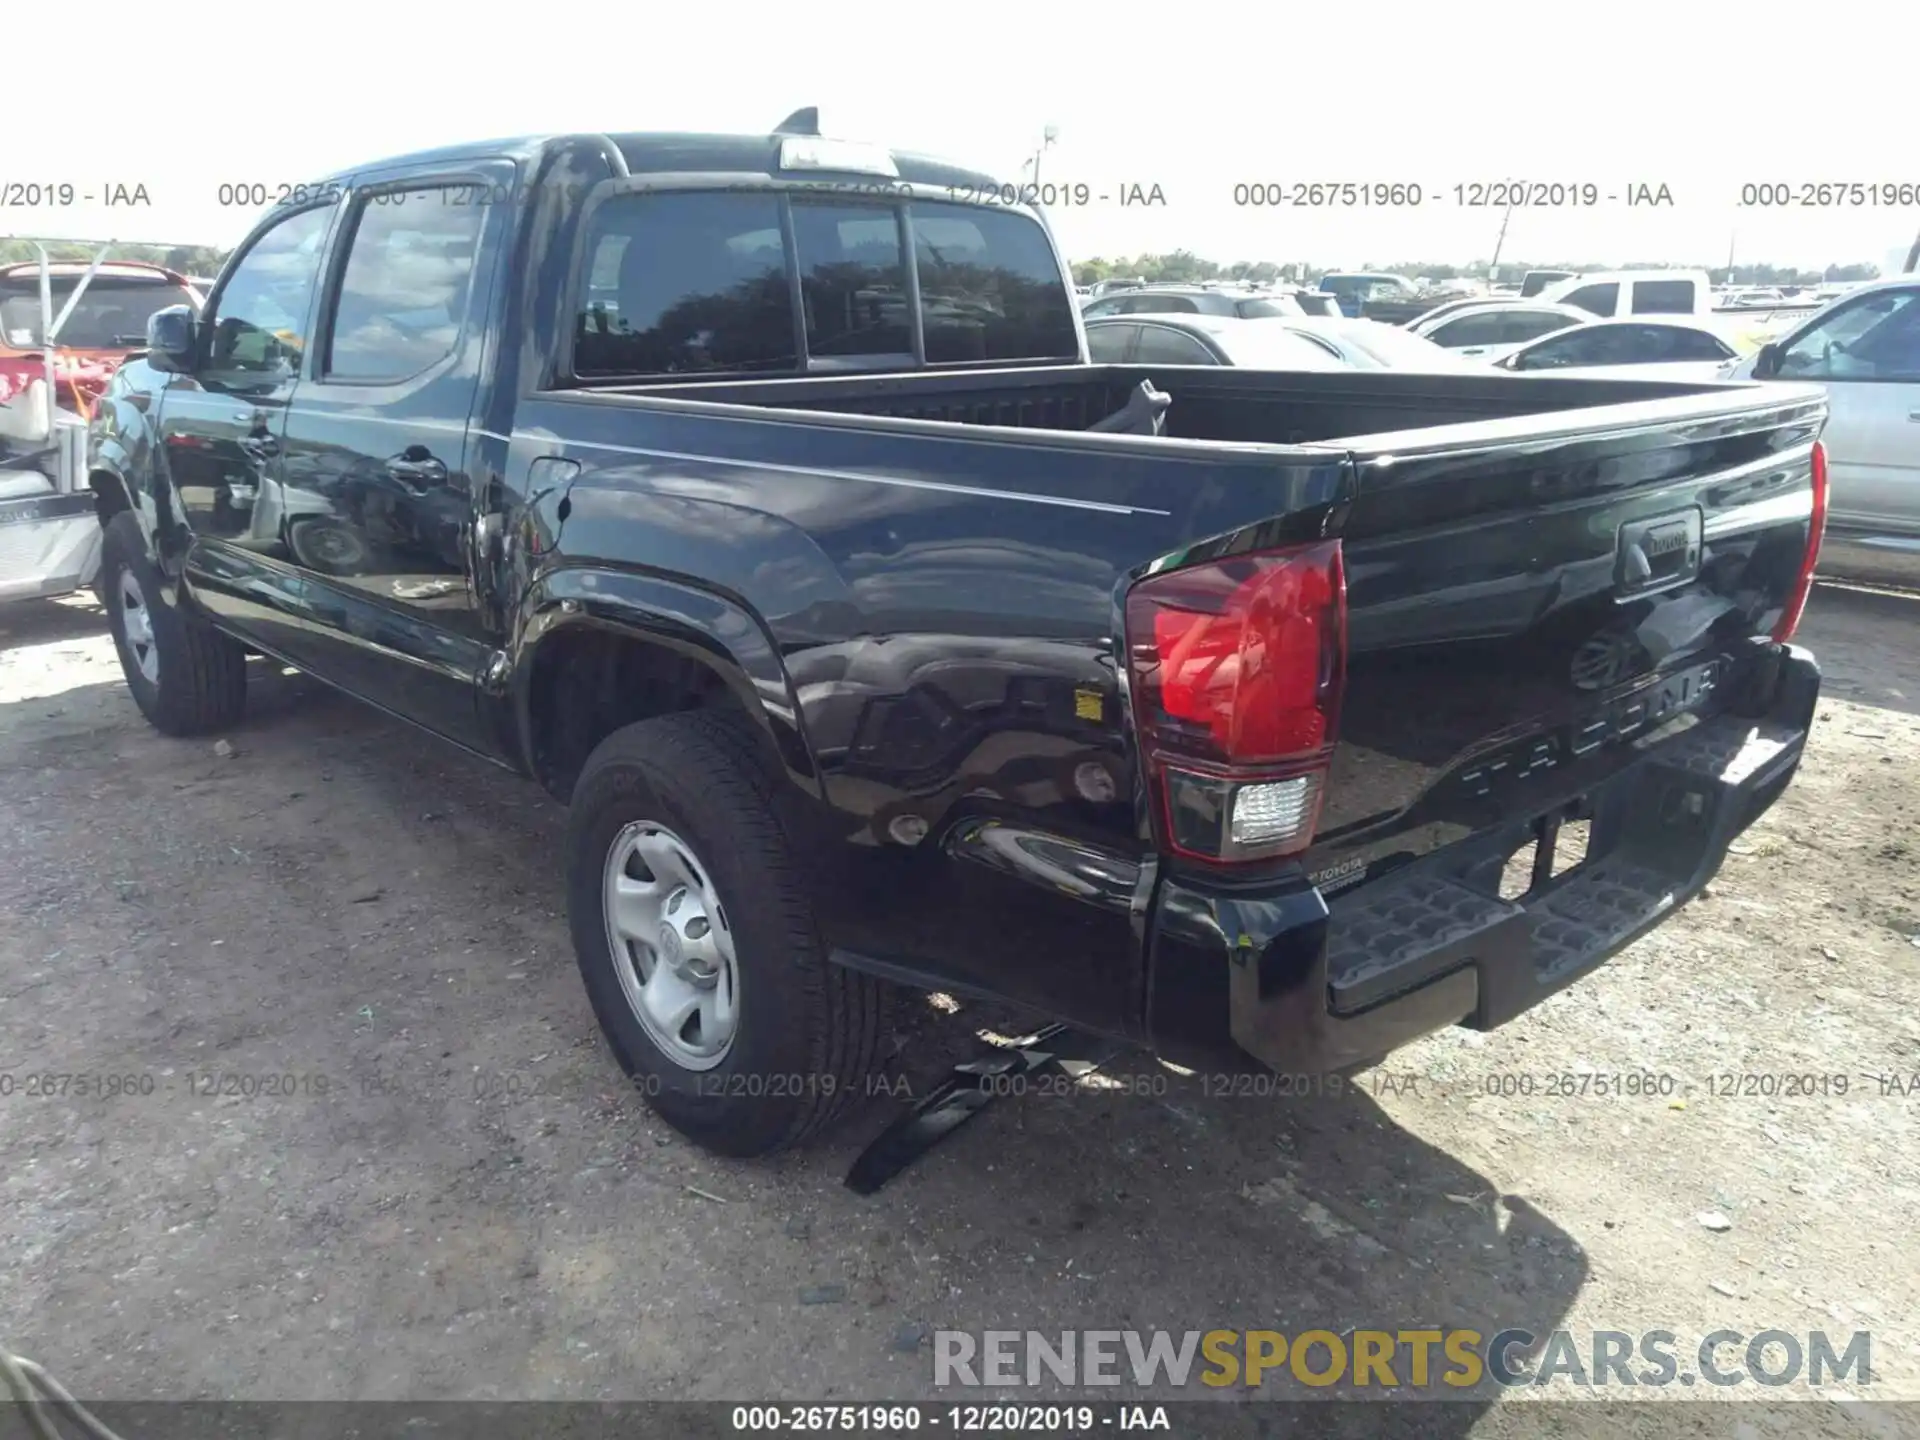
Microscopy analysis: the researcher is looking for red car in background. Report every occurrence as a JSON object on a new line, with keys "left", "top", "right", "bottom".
{"left": 0, "top": 260, "right": 205, "bottom": 419}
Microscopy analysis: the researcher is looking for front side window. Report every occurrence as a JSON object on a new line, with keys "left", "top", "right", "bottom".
{"left": 325, "top": 186, "right": 487, "bottom": 381}
{"left": 1430, "top": 312, "right": 1509, "bottom": 347}
{"left": 574, "top": 192, "right": 797, "bottom": 377}
{"left": 1777, "top": 288, "right": 1920, "bottom": 381}
{"left": 1501, "top": 310, "right": 1581, "bottom": 344}
{"left": 1516, "top": 327, "right": 1617, "bottom": 369}
{"left": 1560, "top": 282, "right": 1619, "bottom": 317}
{"left": 206, "top": 204, "right": 334, "bottom": 375}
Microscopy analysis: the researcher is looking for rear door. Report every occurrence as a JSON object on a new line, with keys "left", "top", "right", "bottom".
{"left": 1769, "top": 283, "right": 1920, "bottom": 533}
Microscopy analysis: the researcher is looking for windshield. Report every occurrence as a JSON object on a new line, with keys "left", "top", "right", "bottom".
{"left": 0, "top": 275, "right": 200, "bottom": 349}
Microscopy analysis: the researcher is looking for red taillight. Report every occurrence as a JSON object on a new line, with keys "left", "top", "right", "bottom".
{"left": 1124, "top": 539, "right": 1347, "bottom": 864}
{"left": 1772, "top": 439, "right": 1828, "bottom": 644}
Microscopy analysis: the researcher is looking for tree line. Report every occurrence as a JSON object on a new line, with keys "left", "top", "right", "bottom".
{"left": 1070, "top": 252, "right": 1883, "bottom": 287}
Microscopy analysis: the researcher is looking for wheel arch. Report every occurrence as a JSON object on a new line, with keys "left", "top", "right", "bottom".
{"left": 509, "top": 566, "right": 822, "bottom": 806}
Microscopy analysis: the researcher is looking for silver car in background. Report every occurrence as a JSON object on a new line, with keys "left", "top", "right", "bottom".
{"left": 1408, "top": 300, "right": 1592, "bottom": 358}
{"left": 1083, "top": 313, "right": 1485, "bottom": 371}
{"left": 1727, "top": 276, "right": 1920, "bottom": 586}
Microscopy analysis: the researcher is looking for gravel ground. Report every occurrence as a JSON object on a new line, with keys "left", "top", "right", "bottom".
{"left": 1, "top": 581, "right": 1916, "bottom": 1435}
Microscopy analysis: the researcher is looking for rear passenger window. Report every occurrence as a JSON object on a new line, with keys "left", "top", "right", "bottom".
{"left": 1662, "top": 327, "right": 1735, "bottom": 360}
{"left": 1632, "top": 280, "right": 1696, "bottom": 315}
{"left": 1132, "top": 327, "right": 1217, "bottom": 364}
{"left": 574, "top": 192, "right": 797, "bottom": 377}
{"left": 325, "top": 186, "right": 487, "bottom": 381}
{"left": 791, "top": 201, "right": 911, "bottom": 361}
{"left": 910, "top": 203, "right": 1079, "bottom": 363}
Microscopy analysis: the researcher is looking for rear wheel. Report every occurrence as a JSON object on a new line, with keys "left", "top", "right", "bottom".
{"left": 101, "top": 511, "right": 247, "bottom": 736}
{"left": 565, "top": 710, "right": 885, "bottom": 1157}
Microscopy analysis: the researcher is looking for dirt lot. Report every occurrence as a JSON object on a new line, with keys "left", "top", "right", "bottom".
{"left": 2, "top": 582, "right": 1917, "bottom": 1432}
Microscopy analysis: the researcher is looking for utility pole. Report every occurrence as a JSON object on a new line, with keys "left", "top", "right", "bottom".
{"left": 1906, "top": 224, "right": 1920, "bottom": 274}
{"left": 1487, "top": 200, "right": 1516, "bottom": 282}
{"left": 1725, "top": 230, "right": 1738, "bottom": 284}
{"left": 1030, "top": 124, "right": 1059, "bottom": 191}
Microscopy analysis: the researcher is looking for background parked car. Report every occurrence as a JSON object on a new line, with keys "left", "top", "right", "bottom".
{"left": 1260, "top": 316, "right": 1492, "bottom": 370}
{"left": 1535, "top": 269, "right": 1716, "bottom": 318}
{"left": 1081, "top": 313, "right": 1349, "bottom": 368}
{"left": 1409, "top": 300, "right": 1591, "bottom": 357}
{"left": 1096, "top": 314, "right": 1489, "bottom": 371}
{"left": 1315, "top": 272, "right": 1423, "bottom": 317}
{"left": 0, "top": 261, "right": 205, "bottom": 416}
{"left": 1726, "top": 275, "right": 1920, "bottom": 585}
{"left": 1518, "top": 268, "right": 1577, "bottom": 298}
{"left": 1080, "top": 285, "right": 1311, "bottom": 320}
{"left": 1487, "top": 317, "right": 1740, "bottom": 380}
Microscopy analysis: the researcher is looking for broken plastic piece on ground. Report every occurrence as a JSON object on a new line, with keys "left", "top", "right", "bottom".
{"left": 845, "top": 1023, "right": 1127, "bottom": 1194}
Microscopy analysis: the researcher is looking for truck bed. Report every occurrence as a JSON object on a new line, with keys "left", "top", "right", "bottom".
{"left": 597, "top": 362, "right": 1734, "bottom": 448}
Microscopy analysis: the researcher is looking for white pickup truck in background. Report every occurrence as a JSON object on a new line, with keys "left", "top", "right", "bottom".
{"left": 1536, "top": 269, "right": 1717, "bottom": 318}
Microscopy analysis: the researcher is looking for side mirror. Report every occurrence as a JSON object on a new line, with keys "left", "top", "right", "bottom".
{"left": 145, "top": 305, "right": 198, "bottom": 374}
{"left": 1751, "top": 342, "right": 1781, "bottom": 379}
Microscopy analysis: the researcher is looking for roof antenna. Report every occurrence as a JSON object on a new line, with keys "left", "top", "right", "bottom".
{"left": 774, "top": 107, "right": 821, "bottom": 136}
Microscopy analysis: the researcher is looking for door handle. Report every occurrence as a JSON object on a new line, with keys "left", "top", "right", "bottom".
{"left": 384, "top": 455, "right": 449, "bottom": 488}
{"left": 1907, "top": 409, "right": 1920, "bottom": 422}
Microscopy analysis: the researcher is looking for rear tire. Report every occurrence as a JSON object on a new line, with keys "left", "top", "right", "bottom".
{"left": 101, "top": 511, "right": 247, "bottom": 736}
{"left": 565, "top": 709, "right": 885, "bottom": 1157}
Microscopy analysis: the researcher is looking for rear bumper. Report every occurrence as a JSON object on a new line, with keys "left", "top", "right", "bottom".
{"left": 1144, "top": 644, "right": 1820, "bottom": 1076}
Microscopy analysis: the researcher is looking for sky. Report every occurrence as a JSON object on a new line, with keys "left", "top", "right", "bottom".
{"left": 6, "top": 0, "right": 1914, "bottom": 274}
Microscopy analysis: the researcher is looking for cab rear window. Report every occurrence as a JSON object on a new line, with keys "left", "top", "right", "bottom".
{"left": 572, "top": 191, "right": 1078, "bottom": 378}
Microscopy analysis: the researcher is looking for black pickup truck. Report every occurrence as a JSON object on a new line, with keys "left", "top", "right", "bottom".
{"left": 90, "top": 112, "right": 1829, "bottom": 1159}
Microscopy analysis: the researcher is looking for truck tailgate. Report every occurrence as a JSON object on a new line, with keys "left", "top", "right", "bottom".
{"left": 1304, "top": 380, "right": 1828, "bottom": 892}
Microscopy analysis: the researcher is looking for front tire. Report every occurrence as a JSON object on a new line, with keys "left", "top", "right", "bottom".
{"left": 565, "top": 710, "right": 885, "bottom": 1157}
{"left": 101, "top": 511, "right": 247, "bottom": 736}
